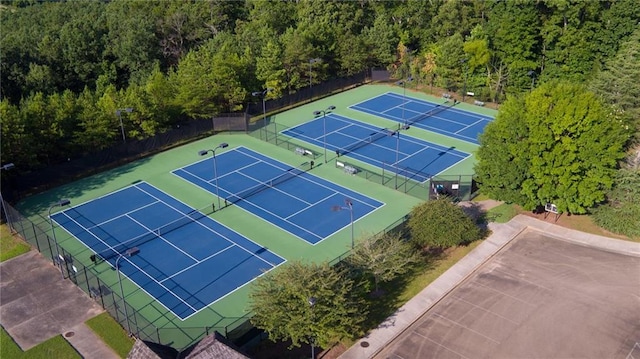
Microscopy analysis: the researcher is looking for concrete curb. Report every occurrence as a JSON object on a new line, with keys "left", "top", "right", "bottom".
{"left": 339, "top": 220, "right": 527, "bottom": 359}
{"left": 339, "top": 214, "right": 640, "bottom": 359}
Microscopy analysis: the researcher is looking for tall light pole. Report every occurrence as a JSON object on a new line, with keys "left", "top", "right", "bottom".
{"left": 461, "top": 59, "right": 468, "bottom": 103}
{"left": 116, "top": 246, "right": 140, "bottom": 335}
{"left": 396, "top": 77, "right": 412, "bottom": 126}
{"left": 331, "top": 199, "right": 354, "bottom": 248}
{"left": 308, "top": 296, "right": 317, "bottom": 359}
{"left": 48, "top": 198, "right": 71, "bottom": 278}
{"left": 309, "top": 58, "right": 321, "bottom": 88}
{"left": 198, "top": 143, "right": 229, "bottom": 211}
{"left": 115, "top": 108, "right": 133, "bottom": 143}
{"left": 313, "top": 105, "right": 336, "bottom": 163}
{"left": 0, "top": 163, "right": 15, "bottom": 228}
{"left": 251, "top": 88, "right": 273, "bottom": 140}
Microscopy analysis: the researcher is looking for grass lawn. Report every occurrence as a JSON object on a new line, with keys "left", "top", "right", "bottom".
{"left": 85, "top": 313, "right": 135, "bottom": 358}
{"left": 0, "top": 224, "right": 30, "bottom": 262}
{"left": 1, "top": 326, "right": 81, "bottom": 359}
{"left": 487, "top": 203, "right": 518, "bottom": 223}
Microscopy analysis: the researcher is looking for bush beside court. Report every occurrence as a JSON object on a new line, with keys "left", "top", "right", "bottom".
{"left": 248, "top": 198, "right": 485, "bottom": 356}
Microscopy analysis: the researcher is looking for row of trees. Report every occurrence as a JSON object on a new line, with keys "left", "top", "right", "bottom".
{"left": 249, "top": 199, "right": 482, "bottom": 350}
{"left": 2, "top": 1, "right": 639, "bottom": 172}
{"left": 475, "top": 28, "right": 639, "bottom": 234}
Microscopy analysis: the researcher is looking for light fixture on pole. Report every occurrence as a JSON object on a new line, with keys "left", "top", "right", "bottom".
{"left": 251, "top": 88, "right": 273, "bottom": 140}
{"left": 0, "top": 163, "right": 15, "bottom": 229}
{"left": 331, "top": 198, "right": 354, "bottom": 249}
{"left": 309, "top": 58, "right": 321, "bottom": 88}
{"left": 116, "top": 247, "right": 140, "bottom": 335}
{"left": 308, "top": 296, "right": 317, "bottom": 359}
{"left": 115, "top": 108, "right": 133, "bottom": 143}
{"left": 48, "top": 198, "right": 71, "bottom": 278}
{"left": 395, "top": 77, "right": 412, "bottom": 126}
{"left": 461, "top": 59, "right": 468, "bottom": 102}
{"left": 313, "top": 105, "right": 336, "bottom": 164}
{"left": 198, "top": 143, "right": 229, "bottom": 211}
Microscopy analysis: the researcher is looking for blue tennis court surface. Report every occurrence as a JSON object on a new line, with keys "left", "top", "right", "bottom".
{"left": 281, "top": 115, "right": 469, "bottom": 182}
{"left": 350, "top": 92, "right": 493, "bottom": 144}
{"left": 172, "top": 147, "right": 383, "bottom": 244}
{"left": 50, "top": 182, "right": 285, "bottom": 320}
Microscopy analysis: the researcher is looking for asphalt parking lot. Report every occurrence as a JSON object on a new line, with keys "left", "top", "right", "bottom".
{"left": 375, "top": 228, "right": 640, "bottom": 359}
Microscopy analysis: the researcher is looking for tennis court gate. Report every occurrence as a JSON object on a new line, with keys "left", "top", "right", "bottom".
{"left": 0, "top": 202, "right": 253, "bottom": 352}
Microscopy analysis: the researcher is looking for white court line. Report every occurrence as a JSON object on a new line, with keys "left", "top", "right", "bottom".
{"left": 55, "top": 208, "right": 200, "bottom": 314}
{"left": 450, "top": 295, "right": 520, "bottom": 325}
{"left": 124, "top": 213, "right": 199, "bottom": 262}
{"left": 474, "top": 281, "right": 538, "bottom": 307}
{"left": 626, "top": 342, "right": 640, "bottom": 359}
{"left": 412, "top": 331, "right": 472, "bottom": 359}
{"left": 134, "top": 183, "right": 282, "bottom": 268}
{"left": 79, "top": 199, "right": 161, "bottom": 231}
{"left": 161, "top": 243, "right": 235, "bottom": 281}
{"left": 491, "top": 267, "right": 553, "bottom": 292}
{"left": 431, "top": 312, "right": 501, "bottom": 344}
{"left": 54, "top": 182, "right": 285, "bottom": 320}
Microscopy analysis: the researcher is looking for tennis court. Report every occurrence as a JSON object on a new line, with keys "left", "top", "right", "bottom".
{"left": 50, "top": 181, "right": 285, "bottom": 320}
{"left": 281, "top": 114, "right": 469, "bottom": 182}
{"left": 350, "top": 92, "right": 493, "bottom": 144}
{"left": 172, "top": 146, "right": 383, "bottom": 244}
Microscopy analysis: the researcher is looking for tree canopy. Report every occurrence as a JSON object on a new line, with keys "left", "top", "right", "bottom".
{"left": 475, "top": 81, "right": 630, "bottom": 214}
{"left": 1, "top": 0, "right": 638, "bottom": 172}
{"left": 407, "top": 198, "right": 482, "bottom": 249}
{"left": 248, "top": 261, "right": 366, "bottom": 349}
{"left": 347, "top": 231, "right": 421, "bottom": 292}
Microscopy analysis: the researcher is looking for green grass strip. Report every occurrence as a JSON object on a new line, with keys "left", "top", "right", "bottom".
{"left": 1, "top": 326, "right": 81, "bottom": 359}
{"left": 0, "top": 224, "right": 30, "bottom": 262}
{"left": 85, "top": 313, "right": 135, "bottom": 358}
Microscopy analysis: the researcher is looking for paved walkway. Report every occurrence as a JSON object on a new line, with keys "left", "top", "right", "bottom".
{"left": 0, "top": 250, "right": 120, "bottom": 358}
{"left": 339, "top": 214, "right": 640, "bottom": 359}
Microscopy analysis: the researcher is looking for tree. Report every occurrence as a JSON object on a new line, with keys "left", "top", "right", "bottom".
{"left": 249, "top": 261, "right": 366, "bottom": 349}
{"left": 408, "top": 198, "right": 481, "bottom": 249}
{"left": 592, "top": 169, "right": 640, "bottom": 238}
{"left": 475, "top": 81, "right": 630, "bottom": 214}
{"left": 347, "top": 231, "right": 421, "bottom": 293}
{"left": 589, "top": 27, "right": 640, "bottom": 154}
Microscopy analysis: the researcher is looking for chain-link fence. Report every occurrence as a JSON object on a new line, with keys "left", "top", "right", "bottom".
{"left": 333, "top": 159, "right": 478, "bottom": 202}
{"left": 1, "top": 201, "right": 252, "bottom": 351}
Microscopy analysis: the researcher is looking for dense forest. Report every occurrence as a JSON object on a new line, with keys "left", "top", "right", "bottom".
{"left": 1, "top": 0, "right": 639, "bottom": 171}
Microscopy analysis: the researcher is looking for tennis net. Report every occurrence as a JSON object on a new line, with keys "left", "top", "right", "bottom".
{"left": 337, "top": 128, "right": 393, "bottom": 156}
{"left": 405, "top": 102, "right": 456, "bottom": 127}
{"left": 227, "top": 164, "right": 309, "bottom": 204}
{"left": 91, "top": 209, "right": 206, "bottom": 264}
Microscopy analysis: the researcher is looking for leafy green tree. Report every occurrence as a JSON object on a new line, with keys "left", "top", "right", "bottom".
{"left": 408, "top": 198, "right": 481, "bottom": 249}
{"left": 592, "top": 169, "right": 640, "bottom": 238}
{"left": 347, "top": 231, "right": 421, "bottom": 292}
{"left": 590, "top": 27, "right": 640, "bottom": 151}
{"left": 476, "top": 81, "right": 630, "bottom": 213}
{"left": 474, "top": 97, "right": 531, "bottom": 205}
{"left": 249, "top": 261, "right": 366, "bottom": 349}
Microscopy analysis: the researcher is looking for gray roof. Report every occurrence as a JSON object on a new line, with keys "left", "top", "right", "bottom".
{"left": 182, "top": 332, "right": 250, "bottom": 359}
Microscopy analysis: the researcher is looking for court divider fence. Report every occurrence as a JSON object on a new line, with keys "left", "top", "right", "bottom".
{"left": 332, "top": 158, "right": 478, "bottom": 201}
{"left": 1, "top": 198, "right": 411, "bottom": 352}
